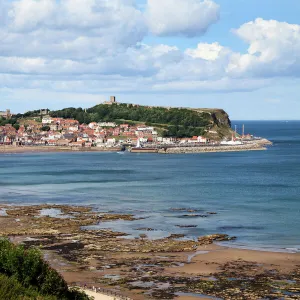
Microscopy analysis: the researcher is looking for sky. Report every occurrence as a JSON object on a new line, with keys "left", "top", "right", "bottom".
{"left": 1, "top": 0, "right": 300, "bottom": 120}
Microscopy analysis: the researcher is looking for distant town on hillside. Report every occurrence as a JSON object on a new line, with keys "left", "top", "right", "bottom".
{"left": 0, "top": 97, "right": 254, "bottom": 150}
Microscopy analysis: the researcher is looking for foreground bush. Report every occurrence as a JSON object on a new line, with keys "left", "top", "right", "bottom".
{"left": 0, "top": 239, "right": 90, "bottom": 300}
{"left": 0, "top": 274, "right": 56, "bottom": 300}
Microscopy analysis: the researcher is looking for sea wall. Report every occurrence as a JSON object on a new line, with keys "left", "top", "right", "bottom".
{"left": 159, "top": 140, "right": 272, "bottom": 154}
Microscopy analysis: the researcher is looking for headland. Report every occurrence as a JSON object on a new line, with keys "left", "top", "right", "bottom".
{"left": 0, "top": 99, "right": 272, "bottom": 155}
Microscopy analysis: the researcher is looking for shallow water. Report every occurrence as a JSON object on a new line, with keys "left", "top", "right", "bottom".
{"left": 0, "top": 208, "right": 7, "bottom": 216}
{"left": 1, "top": 121, "right": 300, "bottom": 252}
{"left": 39, "top": 208, "right": 74, "bottom": 219}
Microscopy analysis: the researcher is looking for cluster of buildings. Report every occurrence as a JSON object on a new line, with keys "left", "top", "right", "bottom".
{"left": 0, "top": 100, "right": 248, "bottom": 148}
{"left": 0, "top": 114, "right": 214, "bottom": 148}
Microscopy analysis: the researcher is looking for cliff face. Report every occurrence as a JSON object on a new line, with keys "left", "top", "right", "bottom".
{"left": 191, "top": 108, "right": 233, "bottom": 140}
{"left": 210, "top": 109, "right": 231, "bottom": 128}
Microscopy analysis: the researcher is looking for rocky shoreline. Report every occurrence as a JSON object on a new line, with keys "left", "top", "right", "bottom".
{"left": 0, "top": 204, "right": 299, "bottom": 300}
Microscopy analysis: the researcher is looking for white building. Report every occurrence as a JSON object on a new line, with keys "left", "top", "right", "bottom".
{"left": 68, "top": 125, "right": 79, "bottom": 132}
{"left": 220, "top": 140, "right": 243, "bottom": 145}
{"left": 106, "top": 138, "right": 116, "bottom": 145}
{"left": 136, "top": 126, "right": 154, "bottom": 131}
{"left": 88, "top": 122, "right": 98, "bottom": 129}
{"left": 197, "top": 136, "right": 208, "bottom": 144}
{"left": 42, "top": 116, "right": 53, "bottom": 125}
{"left": 98, "top": 122, "right": 116, "bottom": 128}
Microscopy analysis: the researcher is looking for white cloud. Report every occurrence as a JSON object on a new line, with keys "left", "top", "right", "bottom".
{"left": 0, "top": 0, "right": 147, "bottom": 60}
{"left": 0, "top": 0, "right": 299, "bottom": 104}
{"left": 185, "top": 42, "right": 230, "bottom": 60}
{"left": 228, "top": 18, "right": 300, "bottom": 77}
{"left": 8, "top": 0, "right": 56, "bottom": 32}
{"left": 146, "top": 0, "right": 219, "bottom": 37}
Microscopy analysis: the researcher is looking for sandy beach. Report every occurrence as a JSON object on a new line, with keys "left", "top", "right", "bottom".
{"left": 0, "top": 145, "right": 122, "bottom": 153}
{"left": 82, "top": 289, "right": 118, "bottom": 300}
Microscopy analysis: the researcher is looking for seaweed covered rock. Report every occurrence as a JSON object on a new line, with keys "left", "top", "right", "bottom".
{"left": 198, "top": 234, "right": 236, "bottom": 245}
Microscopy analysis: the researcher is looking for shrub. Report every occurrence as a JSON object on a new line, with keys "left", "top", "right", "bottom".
{"left": 0, "top": 239, "right": 90, "bottom": 300}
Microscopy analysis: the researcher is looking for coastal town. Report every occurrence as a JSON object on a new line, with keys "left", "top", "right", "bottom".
{"left": 0, "top": 102, "right": 271, "bottom": 153}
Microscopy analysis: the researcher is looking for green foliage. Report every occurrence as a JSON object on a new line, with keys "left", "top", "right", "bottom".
{"left": 49, "top": 107, "right": 91, "bottom": 124}
{"left": 0, "top": 274, "right": 56, "bottom": 300}
{"left": 13, "top": 124, "right": 20, "bottom": 131}
{"left": 23, "top": 110, "right": 44, "bottom": 118}
{"left": 50, "top": 104, "right": 212, "bottom": 137}
{"left": 40, "top": 126, "right": 50, "bottom": 131}
{"left": 0, "top": 239, "right": 90, "bottom": 300}
{"left": 0, "top": 117, "right": 19, "bottom": 128}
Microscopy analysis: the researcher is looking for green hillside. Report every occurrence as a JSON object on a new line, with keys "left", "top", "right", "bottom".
{"left": 6, "top": 103, "right": 233, "bottom": 138}
{"left": 49, "top": 103, "right": 233, "bottom": 138}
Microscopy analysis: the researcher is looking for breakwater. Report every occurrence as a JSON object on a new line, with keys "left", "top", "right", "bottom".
{"left": 159, "top": 139, "right": 272, "bottom": 154}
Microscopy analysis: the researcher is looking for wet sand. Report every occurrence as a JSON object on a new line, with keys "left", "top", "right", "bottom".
{"left": 82, "top": 290, "right": 117, "bottom": 300}
{"left": 173, "top": 244, "right": 300, "bottom": 275}
{"left": 0, "top": 145, "right": 121, "bottom": 153}
{"left": 0, "top": 146, "right": 75, "bottom": 153}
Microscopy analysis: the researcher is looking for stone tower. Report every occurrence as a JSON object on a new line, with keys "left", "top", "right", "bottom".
{"left": 6, "top": 109, "right": 11, "bottom": 119}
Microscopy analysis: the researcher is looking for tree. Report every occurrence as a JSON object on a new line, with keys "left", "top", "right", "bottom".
{"left": 41, "top": 126, "right": 50, "bottom": 131}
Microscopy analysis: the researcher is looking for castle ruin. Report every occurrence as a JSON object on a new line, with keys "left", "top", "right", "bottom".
{"left": 0, "top": 109, "right": 12, "bottom": 119}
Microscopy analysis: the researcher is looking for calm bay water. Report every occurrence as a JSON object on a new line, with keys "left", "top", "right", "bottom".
{"left": 1, "top": 121, "right": 300, "bottom": 251}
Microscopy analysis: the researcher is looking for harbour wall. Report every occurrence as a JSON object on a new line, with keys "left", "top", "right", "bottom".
{"left": 159, "top": 143, "right": 270, "bottom": 154}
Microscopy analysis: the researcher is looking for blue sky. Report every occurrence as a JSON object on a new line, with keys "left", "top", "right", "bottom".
{"left": 1, "top": 0, "right": 300, "bottom": 119}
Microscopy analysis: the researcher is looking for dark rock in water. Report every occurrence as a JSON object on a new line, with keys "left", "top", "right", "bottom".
{"left": 136, "top": 227, "right": 157, "bottom": 231}
{"left": 170, "top": 208, "right": 201, "bottom": 213}
{"left": 198, "top": 234, "right": 237, "bottom": 245}
{"left": 175, "top": 225, "right": 198, "bottom": 228}
{"left": 207, "top": 212, "right": 218, "bottom": 215}
{"left": 167, "top": 234, "right": 186, "bottom": 239}
{"left": 178, "top": 214, "right": 208, "bottom": 218}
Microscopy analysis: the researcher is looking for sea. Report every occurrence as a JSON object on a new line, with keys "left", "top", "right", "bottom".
{"left": 1, "top": 121, "right": 300, "bottom": 252}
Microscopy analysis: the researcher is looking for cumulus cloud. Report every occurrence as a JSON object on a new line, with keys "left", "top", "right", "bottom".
{"left": 0, "top": 0, "right": 299, "bottom": 100}
{"left": 228, "top": 18, "right": 300, "bottom": 77}
{"left": 185, "top": 42, "right": 229, "bottom": 60}
{"left": 0, "top": 0, "right": 146, "bottom": 60}
{"left": 146, "top": 0, "right": 220, "bottom": 37}
{"left": 8, "top": 0, "right": 56, "bottom": 32}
